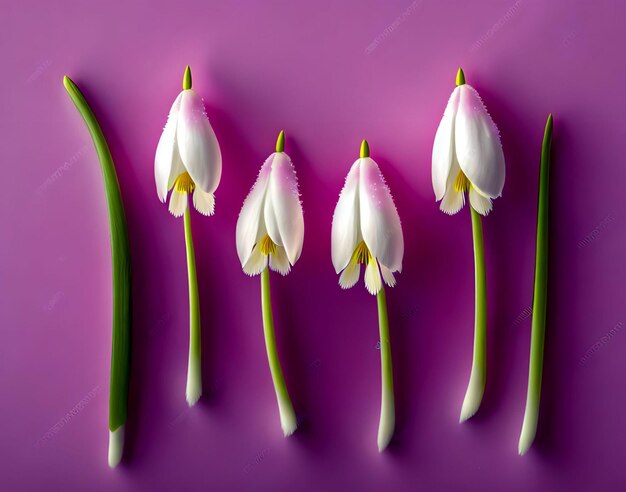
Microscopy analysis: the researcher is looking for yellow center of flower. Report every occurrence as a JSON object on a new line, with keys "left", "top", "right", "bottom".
{"left": 174, "top": 172, "right": 195, "bottom": 193}
{"left": 259, "top": 235, "right": 277, "bottom": 256}
{"left": 453, "top": 171, "right": 469, "bottom": 193}
{"left": 352, "top": 240, "right": 373, "bottom": 265}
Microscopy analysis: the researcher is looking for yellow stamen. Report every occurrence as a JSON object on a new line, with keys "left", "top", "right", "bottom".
{"left": 352, "top": 241, "right": 373, "bottom": 265}
{"left": 453, "top": 171, "right": 469, "bottom": 193}
{"left": 174, "top": 172, "right": 195, "bottom": 193}
{"left": 259, "top": 235, "right": 277, "bottom": 256}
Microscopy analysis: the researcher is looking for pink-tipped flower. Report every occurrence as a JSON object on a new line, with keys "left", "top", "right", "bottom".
{"left": 236, "top": 130, "right": 304, "bottom": 277}
{"left": 236, "top": 131, "right": 303, "bottom": 437}
{"left": 331, "top": 139, "right": 403, "bottom": 452}
{"left": 154, "top": 66, "right": 221, "bottom": 407}
{"left": 331, "top": 140, "right": 404, "bottom": 296}
{"left": 155, "top": 66, "right": 222, "bottom": 217}
{"left": 432, "top": 68, "right": 505, "bottom": 216}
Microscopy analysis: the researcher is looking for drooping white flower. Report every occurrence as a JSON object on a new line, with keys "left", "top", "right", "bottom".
{"left": 236, "top": 131, "right": 304, "bottom": 277}
{"left": 237, "top": 131, "right": 302, "bottom": 437}
{"left": 155, "top": 66, "right": 222, "bottom": 217}
{"left": 331, "top": 140, "right": 404, "bottom": 295}
{"left": 432, "top": 68, "right": 505, "bottom": 216}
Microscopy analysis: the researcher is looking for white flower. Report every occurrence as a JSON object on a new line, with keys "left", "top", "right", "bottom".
{"left": 236, "top": 131, "right": 304, "bottom": 276}
{"left": 432, "top": 68, "right": 505, "bottom": 216}
{"left": 331, "top": 140, "right": 404, "bottom": 295}
{"left": 155, "top": 66, "right": 222, "bottom": 217}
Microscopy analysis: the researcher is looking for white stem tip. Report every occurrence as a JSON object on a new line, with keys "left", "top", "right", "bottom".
{"left": 186, "top": 363, "right": 202, "bottom": 407}
{"left": 518, "top": 411, "right": 538, "bottom": 455}
{"left": 186, "top": 381, "right": 202, "bottom": 407}
{"left": 459, "top": 372, "right": 484, "bottom": 423}
{"left": 377, "top": 413, "right": 395, "bottom": 452}
{"left": 108, "top": 425, "right": 125, "bottom": 468}
{"left": 278, "top": 398, "right": 298, "bottom": 437}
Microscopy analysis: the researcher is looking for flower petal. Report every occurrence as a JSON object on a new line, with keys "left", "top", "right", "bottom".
{"left": 469, "top": 187, "right": 492, "bottom": 216}
{"left": 242, "top": 243, "right": 268, "bottom": 276}
{"left": 380, "top": 263, "right": 396, "bottom": 288}
{"left": 193, "top": 189, "right": 215, "bottom": 216}
{"left": 269, "top": 246, "right": 291, "bottom": 276}
{"left": 440, "top": 188, "right": 465, "bottom": 215}
{"left": 455, "top": 85, "right": 505, "bottom": 198}
{"left": 236, "top": 156, "right": 272, "bottom": 267}
{"left": 264, "top": 152, "right": 304, "bottom": 265}
{"left": 364, "top": 259, "right": 382, "bottom": 295}
{"left": 168, "top": 190, "right": 188, "bottom": 217}
{"left": 339, "top": 260, "right": 361, "bottom": 289}
{"left": 359, "top": 158, "right": 404, "bottom": 273}
{"left": 177, "top": 90, "right": 222, "bottom": 194}
{"left": 432, "top": 87, "right": 460, "bottom": 201}
{"left": 331, "top": 160, "right": 361, "bottom": 273}
{"left": 439, "top": 160, "right": 466, "bottom": 215}
{"left": 155, "top": 92, "right": 183, "bottom": 202}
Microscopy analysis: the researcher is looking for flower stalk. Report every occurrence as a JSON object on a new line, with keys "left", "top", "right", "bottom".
{"left": 63, "top": 76, "right": 131, "bottom": 468}
{"left": 460, "top": 207, "right": 487, "bottom": 422}
{"left": 519, "top": 114, "right": 553, "bottom": 455}
{"left": 376, "top": 287, "right": 395, "bottom": 451}
{"left": 184, "top": 203, "right": 202, "bottom": 406}
{"left": 261, "top": 267, "right": 297, "bottom": 436}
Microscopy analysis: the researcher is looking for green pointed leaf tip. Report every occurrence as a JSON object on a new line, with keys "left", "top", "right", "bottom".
{"left": 63, "top": 75, "right": 74, "bottom": 91}
{"left": 456, "top": 67, "right": 466, "bottom": 86}
{"left": 360, "top": 139, "right": 370, "bottom": 158}
{"left": 183, "top": 65, "right": 192, "bottom": 90}
{"left": 545, "top": 113, "right": 553, "bottom": 137}
{"left": 275, "top": 130, "right": 285, "bottom": 152}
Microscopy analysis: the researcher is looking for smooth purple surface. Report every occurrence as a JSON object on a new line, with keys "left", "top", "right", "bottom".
{"left": 2, "top": 0, "right": 626, "bottom": 490}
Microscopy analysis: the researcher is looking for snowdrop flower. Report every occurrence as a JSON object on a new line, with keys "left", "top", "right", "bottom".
{"left": 155, "top": 66, "right": 222, "bottom": 217}
{"left": 331, "top": 140, "right": 403, "bottom": 452}
{"left": 331, "top": 140, "right": 403, "bottom": 296}
{"left": 236, "top": 130, "right": 304, "bottom": 277}
{"left": 432, "top": 69, "right": 505, "bottom": 422}
{"left": 432, "top": 68, "right": 505, "bottom": 216}
{"left": 154, "top": 66, "right": 222, "bottom": 406}
{"left": 236, "top": 131, "right": 302, "bottom": 436}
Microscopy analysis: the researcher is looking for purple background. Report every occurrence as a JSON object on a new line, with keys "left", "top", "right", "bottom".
{"left": 2, "top": 0, "right": 626, "bottom": 490}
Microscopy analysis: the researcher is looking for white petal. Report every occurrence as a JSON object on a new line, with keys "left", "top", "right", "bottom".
{"left": 440, "top": 189, "right": 465, "bottom": 215}
{"left": 380, "top": 264, "right": 397, "bottom": 288}
{"left": 364, "top": 259, "right": 382, "bottom": 295}
{"left": 242, "top": 243, "right": 268, "bottom": 276}
{"left": 168, "top": 190, "right": 188, "bottom": 217}
{"left": 177, "top": 90, "right": 222, "bottom": 194}
{"left": 338, "top": 260, "right": 361, "bottom": 289}
{"left": 359, "top": 158, "right": 404, "bottom": 273}
{"left": 331, "top": 160, "right": 361, "bottom": 273}
{"left": 469, "top": 187, "right": 492, "bottom": 216}
{"left": 432, "top": 87, "right": 461, "bottom": 201}
{"left": 439, "top": 159, "right": 465, "bottom": 215}
{"left": 193, "top": 189, "right": 215, "bottom": 216}
{"left": 455, "top": 85, "right": 505, "bottom": 198}
{"left": 155, "top": 92, "right": 183, "bottom": 202}
{"left": 264, "top": 152, "right": 304, "bottom": 265}
{"left": 236, "top": 157, "right": 272, "bottom": 267}
{"left": 269, "top": 246, "right": 291, "bottom": 276}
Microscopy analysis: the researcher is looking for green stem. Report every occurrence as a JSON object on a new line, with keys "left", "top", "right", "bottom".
{"left": 519, "top": 114, "right": 553, "bottom": 455}
{"left": 460, "top": 207, "right": 487, "bottom": 422}
{"left": 377, "top": 286, "right": 395, "bottom": 451}
{"left": 261, "top": 267, "right": 297, "bottom": 436}
{"left": 184, "top": 203, "right": 202, "bottom": 406}
{"left": 62, "top": 76, "right": 131, "bottom": 468}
